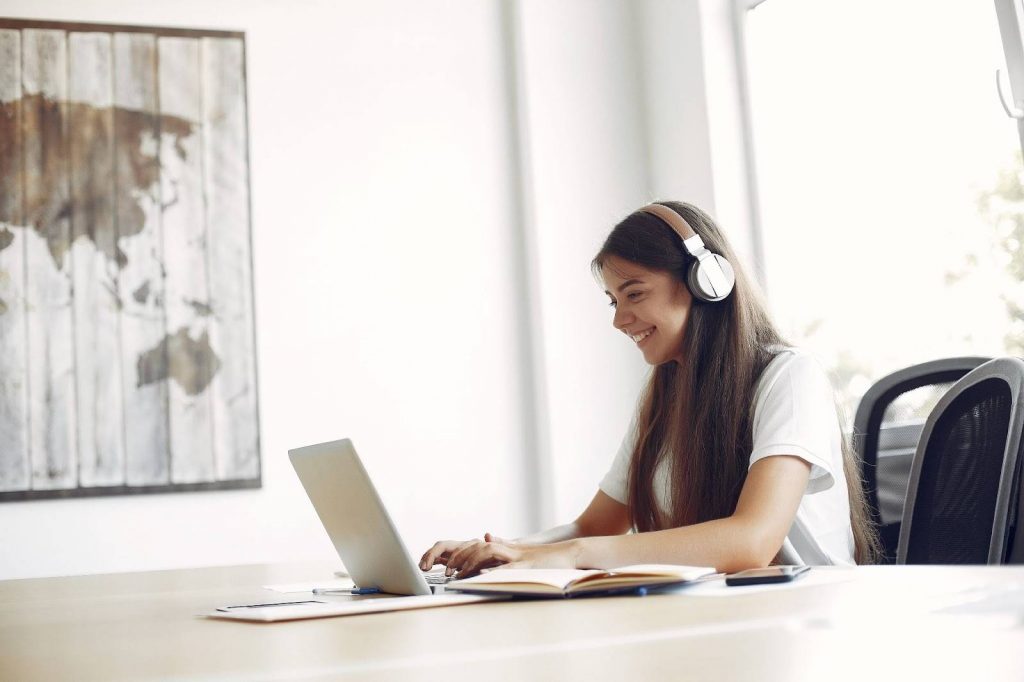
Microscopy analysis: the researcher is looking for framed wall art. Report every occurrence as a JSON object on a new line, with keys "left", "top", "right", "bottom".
{"left": 0, "top": 18, "right": 260, "bottom": 499}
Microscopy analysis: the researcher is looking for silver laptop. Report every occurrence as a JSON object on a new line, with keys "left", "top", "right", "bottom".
{"left": 288, "top": 438, "right": 451, "bottom": 596}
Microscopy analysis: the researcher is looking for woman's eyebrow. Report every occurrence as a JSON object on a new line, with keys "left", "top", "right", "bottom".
{"left": 605, "top": 278, "right": 644, "bottom": 295}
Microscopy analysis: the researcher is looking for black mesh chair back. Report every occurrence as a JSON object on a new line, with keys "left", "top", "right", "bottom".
{"left": 897, "top": 357, "right": 1024, "bottom": 565}
{"left": 853, "top": 357, "right": 989, "bottom": 563}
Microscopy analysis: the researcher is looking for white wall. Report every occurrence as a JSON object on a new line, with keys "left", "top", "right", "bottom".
{"left": 515, "top": 0, "right": 650, "bottom": 524}
{"left": 0, "top": 0, "right": 751, "bottom": 579}
{"left": 515, "top": 0, "right": 753, "bottom": 522}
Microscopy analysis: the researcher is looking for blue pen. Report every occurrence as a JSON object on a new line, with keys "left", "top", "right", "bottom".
{"left": 350, "top": 587, "right": 381, "bottom": 595}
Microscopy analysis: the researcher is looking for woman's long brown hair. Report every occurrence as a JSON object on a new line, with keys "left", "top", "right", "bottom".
{"left": 592, "top": 201, "right": 879, "bottom": 564}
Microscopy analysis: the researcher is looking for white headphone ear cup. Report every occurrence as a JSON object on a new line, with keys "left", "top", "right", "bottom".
{"left": 688, "top": 255, "right": 735, "bottom": 302}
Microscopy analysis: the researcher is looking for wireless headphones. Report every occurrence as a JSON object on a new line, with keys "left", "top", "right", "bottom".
{"left": 639, "top": 203, "right": 735, "bottom": 303}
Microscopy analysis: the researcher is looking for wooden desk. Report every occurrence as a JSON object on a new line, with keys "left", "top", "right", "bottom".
{"left": 2, "top": 562, "right": 1023, "bottom": 681}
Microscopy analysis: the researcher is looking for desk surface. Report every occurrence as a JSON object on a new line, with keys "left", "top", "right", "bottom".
{"left": 2, "top": 562, "right": 1023, "bottom": 681}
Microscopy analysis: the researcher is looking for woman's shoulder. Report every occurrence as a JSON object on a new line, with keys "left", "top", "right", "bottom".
{"left": 755, "top": 346, "right": 832, "bottom": 400}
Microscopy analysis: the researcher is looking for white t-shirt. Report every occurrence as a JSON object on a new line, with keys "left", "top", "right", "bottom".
{"left": 598, "top": 348, "right": 856, "bottom": 566}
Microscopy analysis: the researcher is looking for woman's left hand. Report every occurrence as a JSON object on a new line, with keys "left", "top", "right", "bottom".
{"left": 444, "top": 537, "right": 582, "bottom": 578}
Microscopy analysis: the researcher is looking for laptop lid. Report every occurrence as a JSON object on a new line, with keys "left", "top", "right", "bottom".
{"left": 288, "top": 438, "right": 432, "bottom": 596}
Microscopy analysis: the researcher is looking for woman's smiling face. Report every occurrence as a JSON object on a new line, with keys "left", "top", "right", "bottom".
{"left": 601, "top": 255, "right": 693, "bottom": 366}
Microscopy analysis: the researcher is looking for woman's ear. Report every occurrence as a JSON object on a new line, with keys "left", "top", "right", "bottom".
{"left": 674, "top": 278, "right": 694, "bottom": 304}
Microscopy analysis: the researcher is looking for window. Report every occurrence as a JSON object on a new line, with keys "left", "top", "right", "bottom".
{"left": 744, "top": 0, "right": 1022, "bottom": 419}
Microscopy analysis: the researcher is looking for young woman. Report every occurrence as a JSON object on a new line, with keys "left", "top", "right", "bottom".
{"left": 420, "top": 201, "right": 879, "bottom": 576}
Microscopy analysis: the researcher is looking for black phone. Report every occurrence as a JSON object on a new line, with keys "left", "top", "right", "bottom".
{"left": 724, "top": 565, "right": 810, "bottom": 586}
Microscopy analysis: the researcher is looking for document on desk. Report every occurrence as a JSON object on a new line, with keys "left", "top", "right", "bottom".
{"left": 207, "top": 593, "right": 504, "bottom": 622}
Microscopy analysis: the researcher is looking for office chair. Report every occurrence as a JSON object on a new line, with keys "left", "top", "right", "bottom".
{"left": 897, "top": 357, "right": 1024, "bottom": 565}
{"left": 852, "top": 357, "right": 989, "bottom": 563}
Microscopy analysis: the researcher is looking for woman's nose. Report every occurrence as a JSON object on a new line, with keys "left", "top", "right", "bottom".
{"left": 612, "top": 305, "right": 632, "bottom": 331}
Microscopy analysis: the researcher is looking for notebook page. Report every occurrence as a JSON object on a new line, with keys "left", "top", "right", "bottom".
{"left": 602, "top": 565, "right": 715, "bottom": 581}
{"left": 453, "top": 569, "right": 605, "bottom": 589}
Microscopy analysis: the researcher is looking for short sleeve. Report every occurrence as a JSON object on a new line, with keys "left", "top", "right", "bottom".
{"left": 599, "top": 411, "right": 638, "bottom": 504}
{"left": 749, "top": 353, "right": 841, "bottom": 495}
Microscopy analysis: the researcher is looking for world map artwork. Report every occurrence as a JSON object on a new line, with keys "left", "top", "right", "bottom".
{"left": 1, "top": 96, "right": 220, "bottom": 393}
{"left": 0, "top": 22, "right": 260, "bottom": 499}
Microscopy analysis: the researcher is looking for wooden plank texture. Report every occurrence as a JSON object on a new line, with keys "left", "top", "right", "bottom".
{"left": 201, "top": 37, "right": 258, "bottom": 481}
{"left": 0, "top": 23, "right": 259, "bottom": 499}
{"left": 23, "top": 29, "right": 78, "bottom": 490}
{"left": 113, "top": 32, "right": 169, "bottom": 485}
{"left": 158, "top": 36, "right": 216, "bottom": 484}
{"left": 68, "top": 31, "right": 126, "bottom": 487}
{"left": 0, "top": 29, "right": 30, "bottom": 491}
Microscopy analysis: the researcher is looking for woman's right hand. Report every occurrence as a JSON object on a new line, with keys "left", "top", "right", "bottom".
{"left": 419, "top": 539, "right": 477, "bottom": 572}
{"left": 419, "top": 533, "right": 511, "bottom": 573}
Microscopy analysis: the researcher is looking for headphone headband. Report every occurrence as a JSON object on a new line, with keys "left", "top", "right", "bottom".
{"left": 637, "top": 202, "right": 735, "bottom": 302}
{"left": 639, "top": 203, "right": 697, "bottom": 241}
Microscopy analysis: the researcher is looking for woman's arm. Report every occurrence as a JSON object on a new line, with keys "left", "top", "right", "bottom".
{"left": 576, "top": 455, "right": 810, "bottom": 573}
{"left": 510, "top": 490, "right": 632, "bottom": 544}
{"left": 449, "top": 455, "right": 811, "bottom": 576}
{"left": 420, "top": 490, "right": 630, "bottom": 572}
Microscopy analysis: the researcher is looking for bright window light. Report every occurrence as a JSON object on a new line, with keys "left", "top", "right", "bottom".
{"left": 745, "top": 0, "right": 1022, "bottom": 419}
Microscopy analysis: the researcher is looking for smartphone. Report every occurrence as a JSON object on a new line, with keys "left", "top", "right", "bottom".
{"left": 724, "top": 565, "right": 810, "bottom": 586}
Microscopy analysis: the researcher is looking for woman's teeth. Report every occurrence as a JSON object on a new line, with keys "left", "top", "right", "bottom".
{"left": 631, "top": 329, "right": 653, "bottom": 344}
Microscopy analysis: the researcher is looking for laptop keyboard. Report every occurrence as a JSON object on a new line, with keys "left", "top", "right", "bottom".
{"left": 424, "top": 572, "right": 453, "bottom": 585}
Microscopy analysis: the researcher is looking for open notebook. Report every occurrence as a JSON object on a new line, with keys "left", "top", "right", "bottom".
{"left": 445, "top": 564, "right": 716, "bottom": 598}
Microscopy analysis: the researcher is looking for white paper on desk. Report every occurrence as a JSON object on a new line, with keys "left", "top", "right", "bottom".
{"left": 208, "top": 593, "right": 503, "bottom": 622}
{"left": 934, "top": 582, "right": 1024, "bottom": 618}
{"left": 262, "top": 578, "right": 355, "bottom": 593}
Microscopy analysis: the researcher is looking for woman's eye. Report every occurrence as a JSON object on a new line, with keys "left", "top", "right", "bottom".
{"left": 608, "top": 292, "right": 642, "bottom": 307}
